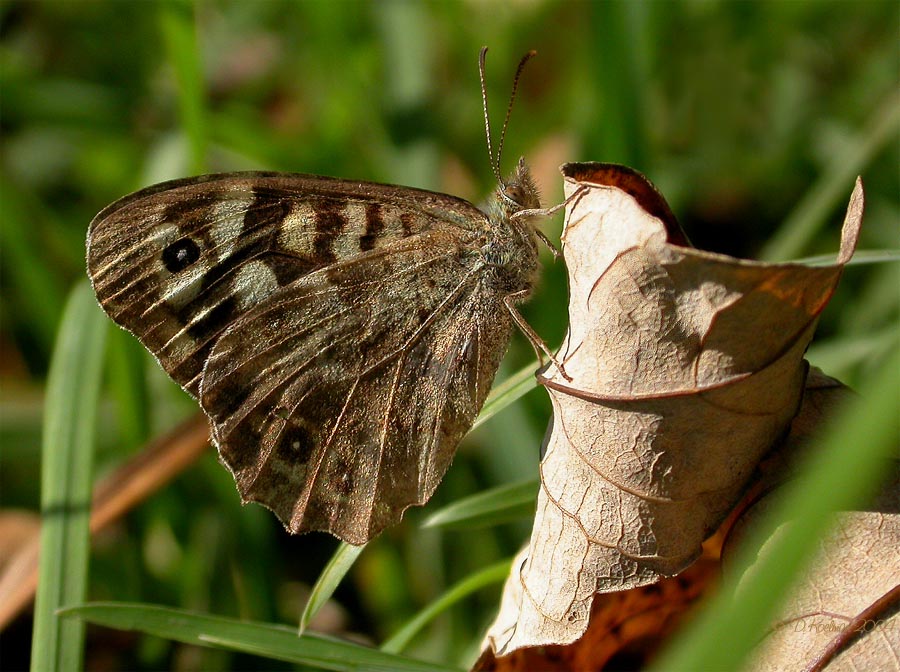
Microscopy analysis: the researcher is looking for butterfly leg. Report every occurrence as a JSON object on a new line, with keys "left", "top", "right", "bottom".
{"left": 535, "top": 230, "right": 561, "bottom": 260}
{"left": 511, "top": 186, "right": 588, "bottom": 223}
{"left": 502, "top": 291, "right": 572, "bottom": 382}
{"left": 512, "top": 186, "right": 590, "bottom": 260}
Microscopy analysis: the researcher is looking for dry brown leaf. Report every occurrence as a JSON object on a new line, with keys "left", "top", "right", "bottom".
{"left": 484, "top": 162, "right": 864, "bottom": 655}
{"left": 724, "top": 370, "right": 900, "bottom": 672}
{"left": 738, "top": 478, "right": 899, "bottom": 672}
{"left": 476, "top": 368, "right": 886, "bottom": 671}
{"left": 474, "top": 537, "right": 720, "bottom": 672}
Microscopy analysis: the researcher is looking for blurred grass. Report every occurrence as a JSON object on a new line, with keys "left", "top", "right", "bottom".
{"left": 158, "top": 0, "right": 208, "bottom": 175}
{"left": 1, "top": 1, "right": 897, "bottom": 670}
{"left": 380, "top": 559, "right": 512, "bottom": 656}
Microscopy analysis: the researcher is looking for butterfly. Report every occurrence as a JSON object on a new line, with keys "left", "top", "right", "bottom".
{"left": 86, "top": 48, "right": 561, "bottom": 545}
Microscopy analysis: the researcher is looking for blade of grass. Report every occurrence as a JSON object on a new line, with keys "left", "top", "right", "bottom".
{"left": 472, "top": 362, "right": 538, "bottom": 431}
{"left": 159, "top": 0, "right": 207, "bottom": 174}
{"left": 381, "top": 558, "right": 512, "bottom": 654}
{"left": 792, "top": 248, "right": 900, "bottom": 267}
{"left": 105, "top": 328, "right": 152, "bottom": 449}
{"left": 585, "top": 1, "right": 650, "bottom": 166}
{"left": 806, "top": 326, "right": 899, "bottom": 378}
{"left": 61, "top": 602, "right": 462, "bottom": 672}
{"left": 299, "top": 542, "right": 365, "bottom": 634}
{"left": 650, "top": 344, "right": 900, "bottom": 671}
{"left": 423, "top": 479, "right": 538, "bottom": 530}
{"left": 30, "top": 281, "right": 108, "bottom": 672}
{"left": 0, "top": 414, "right": 210, "bottom": 630}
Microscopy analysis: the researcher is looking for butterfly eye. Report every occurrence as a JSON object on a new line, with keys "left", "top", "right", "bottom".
{"left": 161, "top": 238, "right": 201, "bottom": 273}
{"left": 499, "top": 185, "right": 516, "bottom": 207}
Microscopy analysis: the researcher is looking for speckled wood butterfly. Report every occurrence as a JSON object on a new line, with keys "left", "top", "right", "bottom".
{"left": 87, "top": 48, "right": 558, "bottom": 545}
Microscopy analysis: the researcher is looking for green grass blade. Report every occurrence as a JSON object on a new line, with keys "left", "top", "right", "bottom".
{"left": 651, "top": 344, "right": 900, "bottom": 671}
{"left": 299, "top": 542, "right": 365, "bottom": 634}
{"left": 423, "top": 479, "right": 538, "bottom": 530}
{"left": 586, "top": 1, "right": 649, "bottom": 166}
{"left": 30, "top": 281, "right": 109, "bottom": 672}
{"left": 105, "top": 328, "right": 151, "bottom": 448}
{"left": 472, "top": 363, "right": 538, "bottom": 431}
{"left": 381, "top": 559, "right": 512, "bottom": 655}
{"left": 60, "top": 602, "right": 462, "bottom": 672}
{"left": 791, "top": 248, "right": 900, "bottom": 268}
{"left": 159, "top": 0, "right": 207, "bottom": 174}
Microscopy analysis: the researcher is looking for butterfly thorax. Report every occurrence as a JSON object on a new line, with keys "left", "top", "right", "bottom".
{"left": 481, "top": 158, "right": 542, "bottom": 294}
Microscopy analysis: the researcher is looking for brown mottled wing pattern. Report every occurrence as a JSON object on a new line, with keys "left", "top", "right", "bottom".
{"left": 87, "top": 172, "right": 486, "bottom": 396}
{"left": 201, "top": 231, "right": 515, "bottom": 543}
{"left": 87, "top": 171, "right": 513, "bottom": 543}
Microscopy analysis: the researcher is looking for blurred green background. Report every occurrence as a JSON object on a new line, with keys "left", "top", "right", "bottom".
{"left": 1, "top": 1, "right": 897, "bottom": 670}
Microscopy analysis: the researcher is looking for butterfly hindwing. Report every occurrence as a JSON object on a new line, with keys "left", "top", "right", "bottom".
{"left": 200, "top": 231, "right": 515, "bottom": 542}
{"left": 87, "top": 172, "right": 487, "bottom": 396}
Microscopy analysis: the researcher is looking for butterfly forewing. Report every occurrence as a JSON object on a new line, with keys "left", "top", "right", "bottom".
{"left": 87, "top": 172, "right": 488, "bottom": 396}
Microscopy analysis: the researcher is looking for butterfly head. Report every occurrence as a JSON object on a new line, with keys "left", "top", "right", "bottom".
{"left": 500, "top": 157, "right": 541, "bottom": 213}
{"left": 485, "top": 157, "right": 543, "bottom": 251}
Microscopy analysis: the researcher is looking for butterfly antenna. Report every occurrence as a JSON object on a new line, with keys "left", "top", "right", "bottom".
{"left": 479, "top": 47, "right": 502, "bottom": 184}
{"left": 496, "top": 49, "right": 537, "bottom": 180}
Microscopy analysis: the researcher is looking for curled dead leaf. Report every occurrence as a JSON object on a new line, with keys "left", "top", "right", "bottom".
{"left": 485, "top": 163, "right": 865, "bottom": 655}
